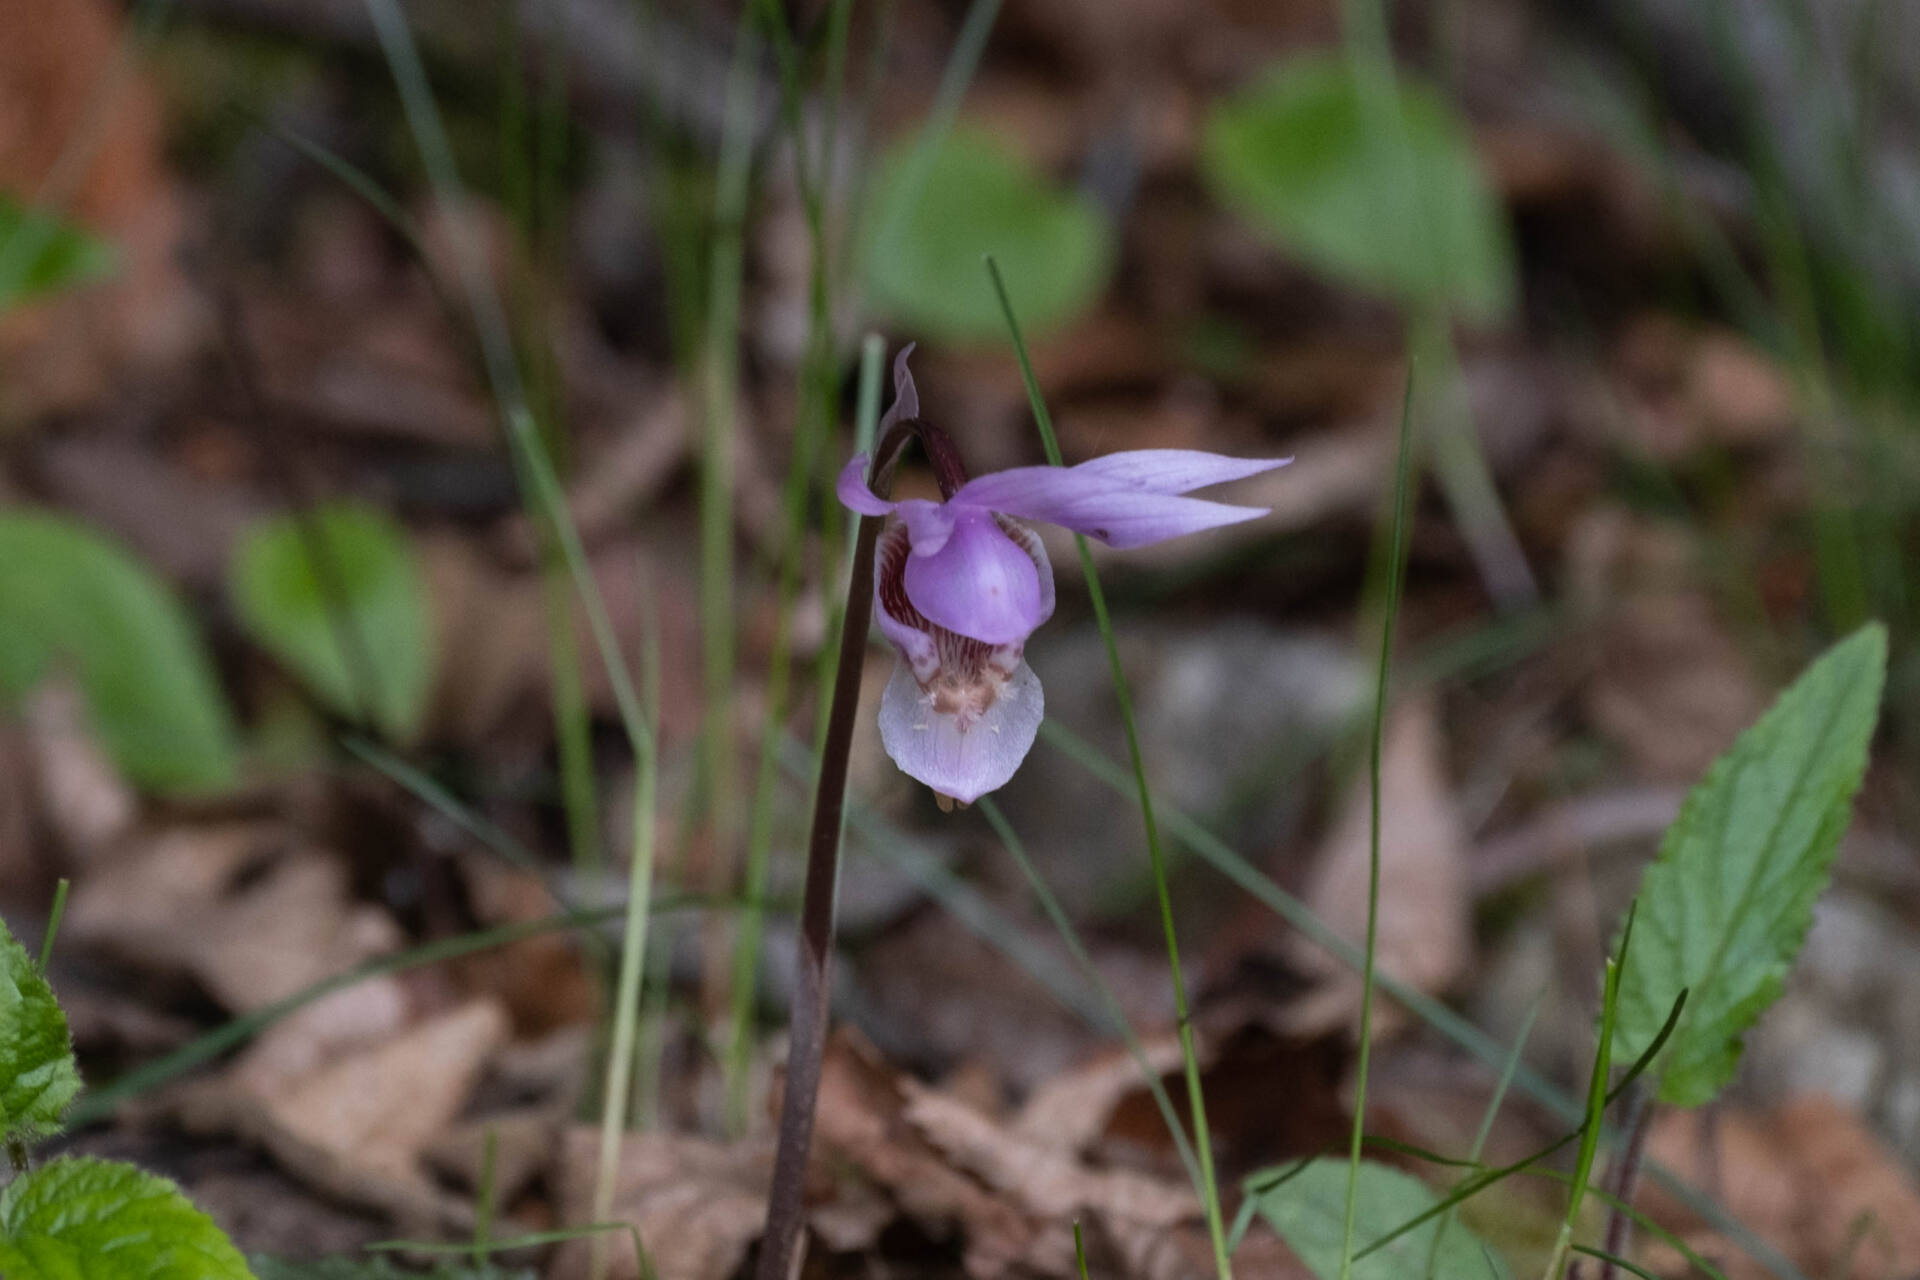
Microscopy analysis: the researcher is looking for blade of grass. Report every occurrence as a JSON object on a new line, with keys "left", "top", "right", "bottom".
{"left": 372, "top": 1221, "right": 650, "bottom": 1273}
{"left": 772, "top": 735, "right": 1106, "bottom": 1028}
{"left": 1427, "top": 990, "right": 1543, "bottom": 1279}
{"left": 1572, "top": 1246, "right": 1660, "bottom": 1280}
{"left": 697, "top": 7, "right": 760, "bottom": 1058}
{"left": 1037, "top": 717, "right": 1805, "bottom": 1280}
{"left": 473, "top": 1128, "right": 499, "bottom": 1265}
{"left": 1524, "top": 1171, "right": 1728, "bottom": 1280}
{"left": 37, "top": 879, "right": 70, "bottom": 971}
{"left": 65, "top": 900, "right": 715, "bottom": 1126}
{"left": 590, "top": 596, "right": 662, "bottom": 1280}
{"left": 1336, "top": 365, "right": 1419, "bottom": 1280}
{"left": 343, "top": 736, "right": 547, "bottom": 882}
{"left": 361, "top": 0, "right": 652, "bottom": 767}
{"left": 1542, "top": 904, "right": 1636, "bottom": 1279}
{"left": 987, "top": 255, "right": 1232, "bottom": 1280}
{"left": 724, "top": 7, "right": 867, "bottom": 1130}
{"left": 977, "top": 795, "right": 1205, "bottom": 1195}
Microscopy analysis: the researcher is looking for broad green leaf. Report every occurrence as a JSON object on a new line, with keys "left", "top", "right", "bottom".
{"left": 230, "top": 504, "right": 434, "bottom": 742}
{"left": 0, "top": 195, "right": 118, "bottom": 310}
{"left": 0, "top": 915, "right": 81, "bottom": 1145}
{"left": 251, "top": 1258, "right": 530, "bottom": 1280}
{"left": 1247, "top": 1158, "right": 1508, "bottom": 1279}
{"left": 0, "top": 512, "right": 238, "bottom": 793}
{"left": 1614, "top": 623, "right": 1887, "bottom": 1107}
{"left": 864, "top": 128, "right": 1113, "bottom": 342}
{"left": 1201, "top": 56, "right": 1515, "bottom": 321}
{"left": 0, "top": 1156, "right": 254, "bottom": 1279}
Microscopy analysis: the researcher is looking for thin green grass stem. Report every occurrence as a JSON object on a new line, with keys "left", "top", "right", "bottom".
{"left": 373, "top": 1222, "right": 651, "bottom": 1274}
{"left": 37, "top": 879, "right": 70, "bottom": 972}
{"left": 1044, "top": 712, "right": 1805, "bottom": 1277}
{"left": 1541, "top": 905, "right": 1635, "bottom": 1280}
{"left": 977, "top": 796, "right": 1205, "bottom": 1194}
{"left": 725, "top": 1, "right": 865, "bottom": 1130}
{"left": 589, "top": 605, "right": 663, "bottom": 1280}
{"left": 473, "top": 1129, "right": 500, "bottom": 1264}
{"left": 1336, "top": 369, "right": 1419, "bottom": 1280}
{"left": 361, "top": 0, "right": 653, "bottom": 770}
{"left": 698, "top": 8, "right": 760, "bottom": 1065}
{"left": 986, "top": 257, "right": 1231, "bottom": 1280}
{"left": 1426, "top": 991, "right": 1541, "bottom": 1279}
{"left": 500, "top": 0, "right": 602, "bottom": 883}
{"left": 769, "top": 736, "right": 1104, "bottom": 1026}
{"left": 65, "top": 901, "right": 683, "bottom": 1126}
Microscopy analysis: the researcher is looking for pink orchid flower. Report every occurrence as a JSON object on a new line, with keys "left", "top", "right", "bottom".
{"left": 837, "top": 350, "right": 1289, "bottom": 806}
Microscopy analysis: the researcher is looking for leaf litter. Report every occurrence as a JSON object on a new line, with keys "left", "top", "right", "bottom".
{"left": 1, "top": 0, "right": 1918, "bottom": 1275}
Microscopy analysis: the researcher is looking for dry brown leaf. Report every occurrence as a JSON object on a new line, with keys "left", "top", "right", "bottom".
{"left": 1569, "top": 511, "right": 1764, "bottom": 783}
{"left": 21, "top": 678, "right": 136, "bottom": 859}
{"left": 905, "top": 1081, "right": 1199, "bottom": 1230}
{"left": 550, "top": 1128, "right": 771, "bottom": 1280}
{"left": 814, "top": 1032, "right": 1036, "bottom": 1274}
{"left": 1612, "top": 316, "right": 1797, "bottom": 460}
{"left": 810, "top": 1031, "right": 1223, "bottom": 1279}
{"left": 1010, "top": 1034, "right": 1190, "bottom": 1155}
{"left": 1285, "top": 696, "right": 1472, "bottom": 1037}
{"left": 65, "top": 825, "right": 421, "bottom": 1104}
{"left": 175, "top": 998, "right": 511, "bottom": 1236}
{"left": 1643, "top": 1094, "right": 1920, "bottom": 1279}
{"left": 0, "top": 0, "right": 201, "bottom": 421}
{"left": 265, "top": 998, "right": 510, "bottom": 1181}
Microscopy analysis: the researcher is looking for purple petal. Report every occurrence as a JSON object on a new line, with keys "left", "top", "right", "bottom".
{"left": 877, "top": 659, "right": 1044, "bottom": 804}
{"left": 952, "top": 464, "right": 1275, "bottom": 549}
{"left": 996, "top": 516, "right": 1055, "bottom": 632}
{"left": 837, "top": 453, "right": 895, "bottom": 517}
{"left": 1067, "top": 450, "right": 1290, "bottom": 494}
{"left": 895, "top": 498, "right": 957, "bottom": 557}
{"left": 903, "top": 509, "right": 1044, "bottom": 646}
{"left": 877, "top": 343, "right": 920, "bottom": 434}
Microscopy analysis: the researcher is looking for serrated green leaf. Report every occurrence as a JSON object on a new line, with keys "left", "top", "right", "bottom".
{"left": 863, "top": 128, "right": 1113, "bottom": 342}
{"left": 230, "top": 504, "right": 434, "bottom": 742}
{"left": 1614, "top": 623, "right": 1888, "bottom": 1107}
{"left": 1201, "top": 56, "right": 1515, "bottom": 321}
{"left": 0, "top": 915, "right": 81, "bottom": 1145}
{"left": 0, "top": 511, "right": 238, "bottom": 793}
{"left": 1247, "top": 1158, "right": 1509, "bottom": 1279}
{"left": 250, "top": 1257, "right": 531, "bottom": 1280}
{"left": 0, "top": 1156, "right": 255, "bottom": 1279}
{"left": 0, "top": 195, "right": 118, "bottom": 310}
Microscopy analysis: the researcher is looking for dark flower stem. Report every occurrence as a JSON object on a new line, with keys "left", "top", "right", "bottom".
{"left": 1594, "top": 1090, "right": 1654, "bottom": 1280}
{"left": 755, "top": 414, "right": 953, "bottom": 1280}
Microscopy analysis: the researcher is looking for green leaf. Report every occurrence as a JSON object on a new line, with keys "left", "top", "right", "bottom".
{"left": 0, "top": 1157, "right": 255, "bottom": 1279}
{"left": 0, "top": 511, "right": 238, "bottom": 793}
{"left": 0, "top": 915, "right": 81, "bottom": 1145}
{"left": 0, "top": 195, "right": 118, "bottom": 310}
{"left": 863, "top": 128, "right": 1113, "bottom": 342}
{"left": 251, "top": 1258, "right": 530, "bottom": 1280}
{"left": 230, "top": 504, "right": 434, "bottom": 742}
{"left": 1614, "top": 622, "right": 1888, "bottom": 1107}
{"left": 1201, "top": 55, "right": 1515, "bottom": 321}
{"left": 1247, "top": 1158, "right": 1508, "bottom": 1279}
